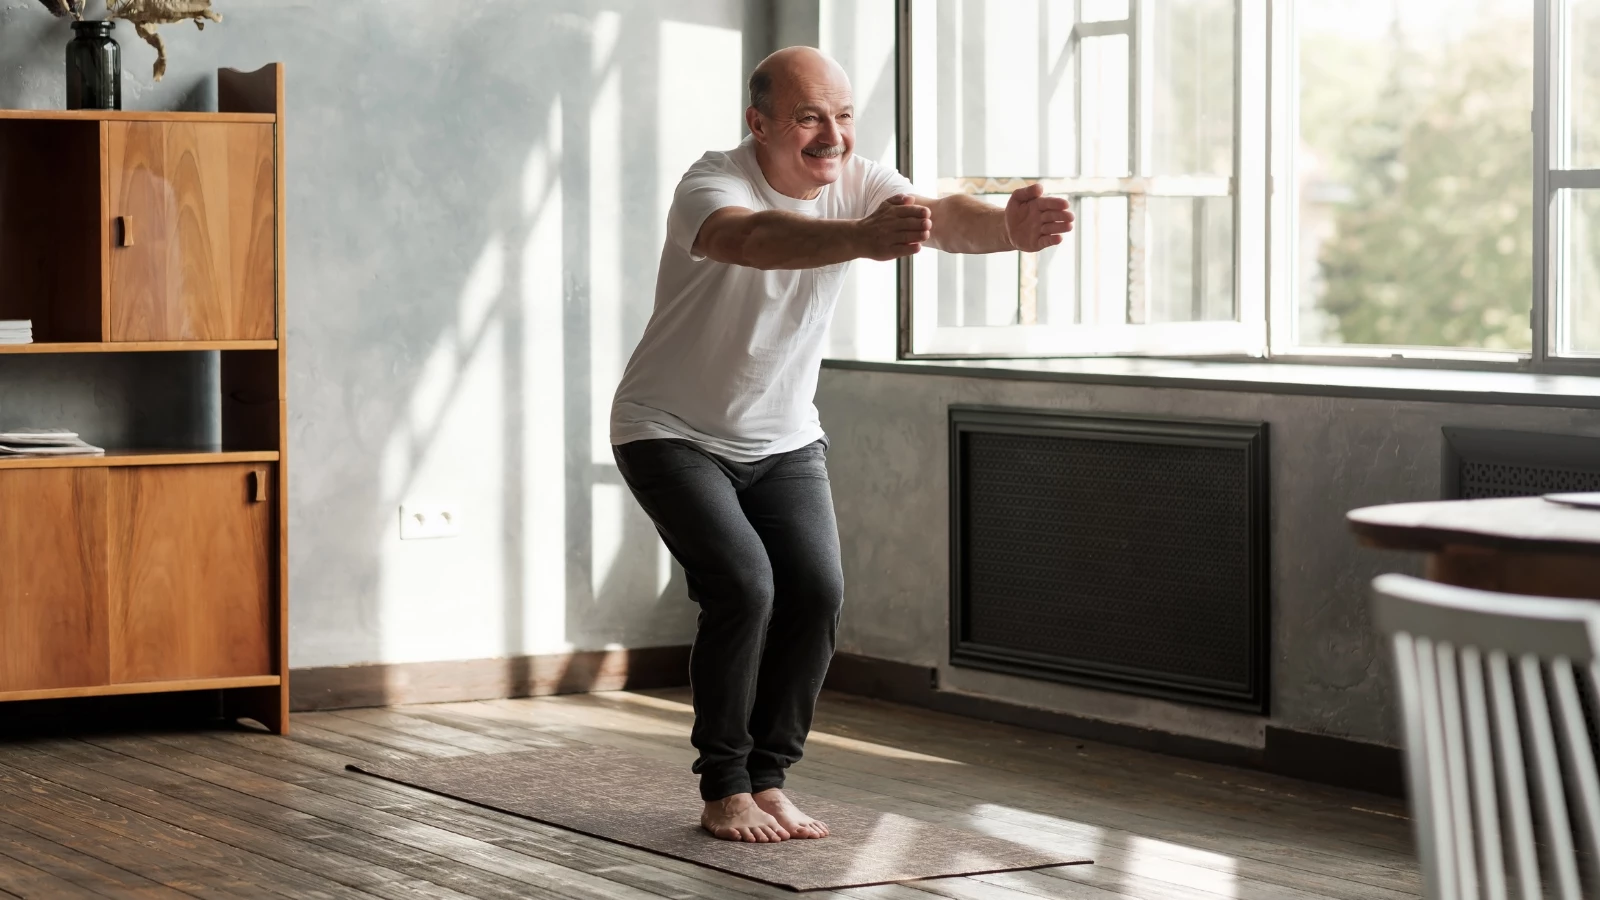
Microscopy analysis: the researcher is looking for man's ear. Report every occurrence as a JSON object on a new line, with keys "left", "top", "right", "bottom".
{"left": 745, "top": 107, "right": 767, "bottom": 143}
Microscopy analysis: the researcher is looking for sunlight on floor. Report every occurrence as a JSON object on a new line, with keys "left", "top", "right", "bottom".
{"left": 604, "top": 692, "right": 967, "bottom": 764}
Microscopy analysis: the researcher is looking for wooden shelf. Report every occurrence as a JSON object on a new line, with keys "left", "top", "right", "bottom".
{"left": 0, "top": 109, "right": 274, "bottom": 124}
{"left": 0, "top": 449, "right": 279, "bottom": 470}
{"left": 0, "top": 341, "right": 277, "bottom": 354}
{"left": 0, "top": 675, "right": 280, "bottom": 704}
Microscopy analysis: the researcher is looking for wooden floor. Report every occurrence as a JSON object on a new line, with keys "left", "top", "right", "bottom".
{"left": 0, "top": 688, "right": 1419, "bottom": 899}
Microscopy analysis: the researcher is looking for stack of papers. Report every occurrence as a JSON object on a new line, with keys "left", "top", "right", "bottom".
{"left": 0, "top": 429, "right": 104, "bottom": 456}
{"left": 0, "top": 320, "right": 32, "bottom": 344}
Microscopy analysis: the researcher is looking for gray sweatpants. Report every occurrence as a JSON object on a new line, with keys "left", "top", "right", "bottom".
{"left": 612, "top": 437, "right": 844, "bottom": 802}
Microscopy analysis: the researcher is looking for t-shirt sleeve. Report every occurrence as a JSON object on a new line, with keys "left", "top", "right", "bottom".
{"left": 854, "top": 157, "right": 915, "bottom": 219}
{"left": 666, "top": 156, "right": 757, "bottom": 261}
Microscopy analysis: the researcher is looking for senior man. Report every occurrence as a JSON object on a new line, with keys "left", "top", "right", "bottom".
{"left": 610, "top": 46, "right": 1073, "bottom": 843}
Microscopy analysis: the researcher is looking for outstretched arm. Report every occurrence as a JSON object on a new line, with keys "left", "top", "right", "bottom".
{"left": 692, "top": 196, "right": 934, "bottom": 270}
{"left": 920, "top": 184, "right": 1074, "bottom": 254}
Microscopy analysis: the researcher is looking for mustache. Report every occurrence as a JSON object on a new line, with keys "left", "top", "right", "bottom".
{"left": 802, "top": 144, "right": 845, "bottom": 159}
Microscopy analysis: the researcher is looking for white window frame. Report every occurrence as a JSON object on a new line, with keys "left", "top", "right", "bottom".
{"left": 898, "top": 0, "right": 1600, "bottom": 375}
{"left": 896, "top": 0, "right": 1269, "bottom": 360}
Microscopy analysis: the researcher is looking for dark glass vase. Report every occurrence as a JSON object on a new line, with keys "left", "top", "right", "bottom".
{"left": 65, "top": 20, "right": 120, "bottom": 111}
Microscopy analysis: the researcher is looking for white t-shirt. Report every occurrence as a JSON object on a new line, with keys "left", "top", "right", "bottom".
{"left": 609, "top": 135, "right": 912, "bottom": 462}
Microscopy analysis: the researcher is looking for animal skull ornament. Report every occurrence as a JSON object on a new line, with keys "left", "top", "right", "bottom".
{"left": 105, "top": 0, "right": 222, "bottom": 81}
{"left": 35, "top": 0, "right": 88, "bottom": 17}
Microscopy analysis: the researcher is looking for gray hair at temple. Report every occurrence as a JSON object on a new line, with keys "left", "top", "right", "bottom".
{"left": 748, "top": 68, "right": 774, "bottom": 117}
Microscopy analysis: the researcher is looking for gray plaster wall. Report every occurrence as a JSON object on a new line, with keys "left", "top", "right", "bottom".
{"left": 0, "top": 0, "right": 771, "bottom": 669}
{"left": 815, "top": 367, "right": 1600, "bottom": 747}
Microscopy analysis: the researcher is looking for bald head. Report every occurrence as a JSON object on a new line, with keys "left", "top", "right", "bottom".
{"left": 748, "top": 47, "right": 849, "bottom": 117}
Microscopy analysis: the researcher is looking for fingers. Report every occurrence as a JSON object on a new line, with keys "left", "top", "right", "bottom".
{"left": 1035, "top": 196, "right": 1070, "bottom": 212}
{"left": 1040, "top": 219, "right": 1074, "bottom": 235}
{"left": 884, "top": 201, "right": 931, "bottom": 220}
{"left": 886, "top": 193, "right": 912, "bottom": 205}
{"left": 1012, "top": 182, "right": 1045, "bottom": 202}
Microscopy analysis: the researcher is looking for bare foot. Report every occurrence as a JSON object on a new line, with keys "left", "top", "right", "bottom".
{"left": 701, "top": 793, "right": 791, "bottom": 843}
{"left": 753, "top": 788, "right": 829, "bottom": 839}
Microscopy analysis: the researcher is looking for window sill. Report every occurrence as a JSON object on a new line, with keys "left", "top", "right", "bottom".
{"left": 820, "top": 356, "right": 1600, "bottom": 410}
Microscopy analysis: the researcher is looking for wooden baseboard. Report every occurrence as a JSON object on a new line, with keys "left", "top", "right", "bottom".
{"left": 289, "top": 645, "right": 692, "bottom": 711}
{"left": 823, "top": 652, "right": 1405, "bottom": 799}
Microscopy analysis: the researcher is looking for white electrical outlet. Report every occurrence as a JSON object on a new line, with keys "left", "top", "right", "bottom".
{"left": 399, "top": 503, "right": 461, "bottom": 540}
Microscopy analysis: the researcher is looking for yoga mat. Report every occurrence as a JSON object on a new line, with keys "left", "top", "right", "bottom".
{"left": 347, "top": 741, "right": 1090, "bottom": 892}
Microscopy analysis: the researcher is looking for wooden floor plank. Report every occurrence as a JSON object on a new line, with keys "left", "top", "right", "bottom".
{"left": 0, "top": 818, "right": 187, "bottom": 899}
{"left": 0, "top": 758, "right": 377, "bottom": 900}
{"left": 0, "top": 852, "right": 108, "bottom": 900}
{"left": 0, "top": 741, "right": 484, "bottom": 900}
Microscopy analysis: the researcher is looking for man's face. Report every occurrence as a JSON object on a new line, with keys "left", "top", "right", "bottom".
{"left": 754, "top": 64, "right": 854, "bottom": 193}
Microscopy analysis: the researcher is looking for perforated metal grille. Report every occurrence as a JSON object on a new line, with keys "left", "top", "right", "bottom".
{"left": 959, "top": 430, "right": 1254, "bottom": 692}
{"left": 1458, "top": 461, "right": 1600, "bottom": 499}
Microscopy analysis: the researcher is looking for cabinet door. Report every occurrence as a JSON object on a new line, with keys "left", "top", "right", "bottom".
{"left": 106, "top": 121, "right": 275, "bottom": 342}
{"left": 0, "top": 469, "right": 109, "bottom": 693}
{"left": 108, "top": 464, "right": 273, "bottom": 682}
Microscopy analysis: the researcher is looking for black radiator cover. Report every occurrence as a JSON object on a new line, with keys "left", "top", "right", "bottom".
{"left": 949, "top": 407, "right": 1270, "bottom": 713}
{"left": 1441, "top": 427, "right": 1600, "bottom": 499}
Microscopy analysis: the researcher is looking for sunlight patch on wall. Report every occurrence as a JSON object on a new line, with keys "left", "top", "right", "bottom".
{"left": 378, "top": 314, "right": 510, "bottom": 662}
{"left": 591, "top": 481, "right": 627, "bottom": 603}
{"left": 658, "top": 19, "right": 743, "bottom": 243}
{"left": 523, "top": 106, "right": 569, "bottom": 653}
{"left": 458, "top": 234, "right": 506, "bottom": 342}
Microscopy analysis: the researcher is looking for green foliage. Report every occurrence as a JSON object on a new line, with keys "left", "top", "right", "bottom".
{"left": 1313, "top": 21, "right": 1533, "bottom": 350}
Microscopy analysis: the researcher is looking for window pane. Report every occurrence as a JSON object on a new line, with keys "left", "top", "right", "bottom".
{"left": 1080, "top": 195, "right": 1131, "bottom": 324}
{"left": 1296, "top": 0, "right": 1532, "bottom": 351}
{"left": 1147, "top": 196, "right": 1236, "bottom": 322}
{"left": 1562, "top": 189, "right": 1600, "bottom": 352}
{"left": 1083, "top": 0, "right": 1130, "bottom": 23}
{"left": 937, "top": 195, "right": 1020, "bottom": 327}
{"left": 1570, "top": 0, "right": 1600, "bottom": 167}
{"left": 1038, "top": 228, "right": 1078, "bottom": 325}
{"left": 934, "top": 0, "right": 1076, "bottom": 178}
{"left": 1151, "top": 0, "right": 1234, "bottom": 177}
{"left": 1082, "top": 34, "right": 1131, "bottom": 177}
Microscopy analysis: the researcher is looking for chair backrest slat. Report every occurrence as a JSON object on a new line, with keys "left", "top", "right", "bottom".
{"left": 1433, "top": 641, "right": 1480, "bottom": 899}
{"left": 1458, "top": 647, "right": 1506, "bottom": 900}
{"left": 1486, "top": 650, "right": 1543, "bottom": 900}
{"left": 1516, "top": 654, "right": 1583, "bottom": 900}
{"left": 1550, "top": 659, "right": 1600, "bottom": 888}
{"left": 1373, "top": 574, "right": 1600, "bottom": 900}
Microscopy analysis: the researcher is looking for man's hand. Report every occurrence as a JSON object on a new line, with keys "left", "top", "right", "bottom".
{"left": 854, "top": 194, "right": 932, "bottom": 261}
{"left": 1004, "top": 183, "right": 1074, "bottom": 252}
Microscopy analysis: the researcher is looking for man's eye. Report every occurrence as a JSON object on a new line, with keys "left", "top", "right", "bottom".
{"left": 801, "top": 116, "right": 818, "bottom": 124}
{"left": 839, "top": 114, "right": 853, "bottom": 121}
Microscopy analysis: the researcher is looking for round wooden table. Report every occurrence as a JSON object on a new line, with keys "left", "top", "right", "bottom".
{"left": 1347, "top": 496, "right": 1600, "bottom": 600}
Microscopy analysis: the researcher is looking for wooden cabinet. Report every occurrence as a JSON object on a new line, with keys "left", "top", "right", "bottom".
{"left": 106, "top": 121, "right": 276, "bottom": 341}
{"left": 0, "top": 65, "right": 289, "bottom": 733}
{"left": 109, "top": 464, "right": 274, "bottom": 682}
{"left": 0, "top": 464, "right": 272, "bottom": 694}
{"left": 0, "top": 469, "right": 109, "bottom": 693}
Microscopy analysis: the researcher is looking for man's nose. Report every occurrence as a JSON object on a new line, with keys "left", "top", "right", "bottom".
{"left": 818, "top": 116, "right": 841, "bottom": 145}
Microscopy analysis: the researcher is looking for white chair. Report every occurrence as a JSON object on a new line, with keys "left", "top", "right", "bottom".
{"left": 1373, "top": 573, "right": 1600, "bottom": 900}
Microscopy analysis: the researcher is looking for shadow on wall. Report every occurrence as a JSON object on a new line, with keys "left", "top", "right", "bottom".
{"left": 0, "top": 0, "right": 752, "bottom": 675}
{"left": 275, "top": 0, "right": 750, "bottom": 670}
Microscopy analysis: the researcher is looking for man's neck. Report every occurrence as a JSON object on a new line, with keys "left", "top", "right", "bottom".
{"left": 753, "top": 143, "right": 824, "bottom": 201}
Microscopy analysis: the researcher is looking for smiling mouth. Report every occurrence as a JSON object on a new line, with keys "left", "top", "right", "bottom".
{"left": 803, "top": 144, "right": 844, "bottom": 160}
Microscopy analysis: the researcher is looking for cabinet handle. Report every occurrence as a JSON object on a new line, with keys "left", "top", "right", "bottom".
{"left": 251, "top": 470, "right": 267, "bottom": 502}
{"left": 117, "top": 215, "right": 134, "bottom": 247}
